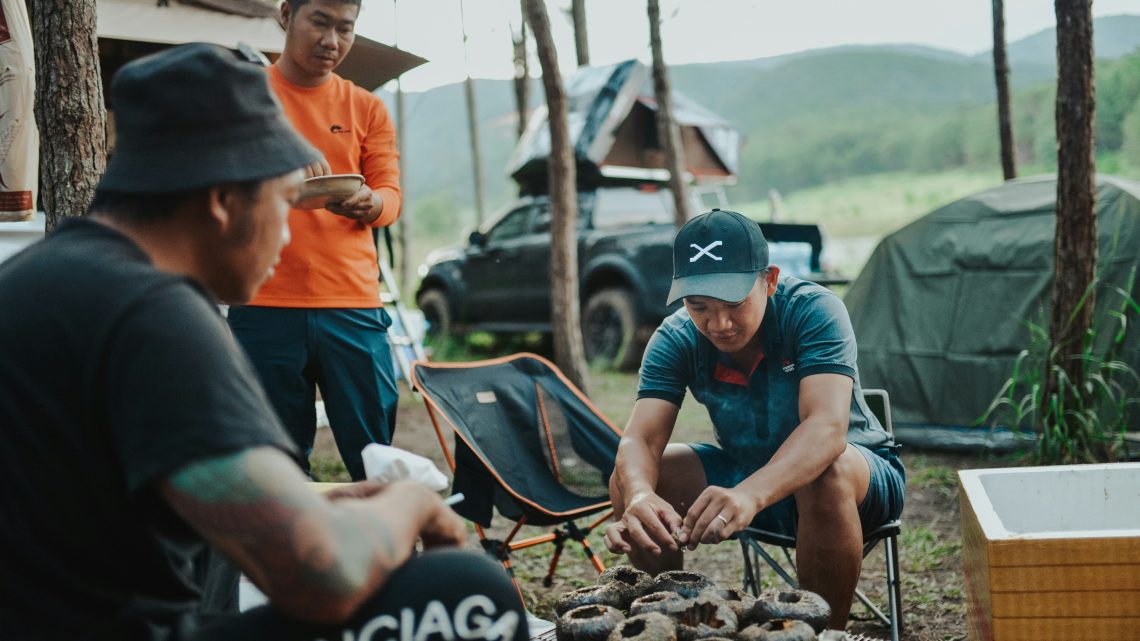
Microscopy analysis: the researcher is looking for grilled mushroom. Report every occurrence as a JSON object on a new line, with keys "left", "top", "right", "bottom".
{"left": 556, "top": 604, "right": 625, "bottom": 641}
{"left": 751, "top": 589, "right": 831, "bottom": 633}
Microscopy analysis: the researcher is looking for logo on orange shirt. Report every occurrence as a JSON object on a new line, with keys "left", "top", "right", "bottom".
{"left": 330, "top": 124, "right": 352, "bottom": 134}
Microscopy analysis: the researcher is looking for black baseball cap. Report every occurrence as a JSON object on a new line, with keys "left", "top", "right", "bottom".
{"left": 99, "top": 43, "right": 320, "bottom": 194}
{"left": 666, "top": 208, "right": 769, "bottom": 305}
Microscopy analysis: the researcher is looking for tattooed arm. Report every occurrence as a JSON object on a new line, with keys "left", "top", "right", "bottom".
{"left": 159, "top": 447, "right": 466, "bottom": 623}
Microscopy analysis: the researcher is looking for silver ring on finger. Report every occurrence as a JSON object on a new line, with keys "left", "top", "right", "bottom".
{"left": 715, "top": 513, "right": 729, "bottom": 527}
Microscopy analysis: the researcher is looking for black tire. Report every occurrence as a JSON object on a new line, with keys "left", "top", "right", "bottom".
{"left": 417, "top": 289, "right": 452, "bottom": 338}
{"left": 582, "top": 288, "right": 647, "bottom": 371}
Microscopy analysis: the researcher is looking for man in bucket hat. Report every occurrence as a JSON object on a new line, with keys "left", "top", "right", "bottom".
{"left": 0, "top": 44, "right": 524, "bottom": 641}
{"left": 603, "top": 209, "right": 905, "bottom": 632}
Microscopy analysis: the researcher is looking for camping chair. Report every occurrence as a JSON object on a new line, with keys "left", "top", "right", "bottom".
{"left": 410, "top": 353, "right": 621, "bottom": 599}
{"left": 736, "top": 388, "right": 903, "bottom": 641}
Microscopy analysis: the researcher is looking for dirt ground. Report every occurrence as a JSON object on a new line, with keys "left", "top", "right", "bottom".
{"left": 313, "top": 391, "right": 1013, "bottom": 641}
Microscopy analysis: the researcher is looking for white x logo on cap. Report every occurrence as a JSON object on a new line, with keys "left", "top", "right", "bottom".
{"left": 690, "top": 241, "right": 723, "bottom": 262}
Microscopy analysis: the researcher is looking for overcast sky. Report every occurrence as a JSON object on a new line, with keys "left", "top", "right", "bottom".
{"left": 353, "top": 0, "right": 1139, "bottom": 92}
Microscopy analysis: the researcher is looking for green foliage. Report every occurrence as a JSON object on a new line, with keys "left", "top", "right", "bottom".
{"left": 1097, "top": 53, "right": 1140, "bottom": 151}
{"left": 1123, "top": 96, "right": 1140, "bottom": 171}
{"left": 983, "top": 268, "right": 1140, "bottom": 464}
{"left": 715, "top": 50, "right": 1140, "bottom": 203}
{"left": 906, "top": 457, "right": 960, "bottom": 500}
{"left": 310, "top": 457, "right": 351, "bottom": 483}
{"left": 900, "top": 526, "right": 960, "bottom": 573}
{"left": 424, "top": 331, "right": 552, "bottom": 363}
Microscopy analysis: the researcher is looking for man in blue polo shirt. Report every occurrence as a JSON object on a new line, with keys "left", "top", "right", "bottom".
{"left": 603, "top": 209, "right": 905, "bottom": 632}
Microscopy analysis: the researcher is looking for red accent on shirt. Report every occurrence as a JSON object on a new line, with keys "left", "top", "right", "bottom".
{"left": 713, "top": 349, "right": 766, "bottom": 386}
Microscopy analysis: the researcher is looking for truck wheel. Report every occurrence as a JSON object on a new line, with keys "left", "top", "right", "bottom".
{"left": 417, "top": 289, "right": 452, "bottom": 339}
{"left": 583, "top": 288, "right": 645, "bottom": 371}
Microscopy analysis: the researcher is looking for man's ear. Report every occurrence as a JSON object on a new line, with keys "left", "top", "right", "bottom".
{"left": 205, "top": 185, "right": 233, "bottom": 234}
{"left": 765, "top": 266, "right": 780, "bottom": 296}
{"left": 278, "top": 1, "right": 291, "bottom": 31}
{"left": 208, "top": 184, "right": 259, "bottom": 246}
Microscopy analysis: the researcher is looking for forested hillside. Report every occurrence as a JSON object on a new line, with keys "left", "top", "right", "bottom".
{"left": 388, "top": 14, "right": 1140, "bottom": 226}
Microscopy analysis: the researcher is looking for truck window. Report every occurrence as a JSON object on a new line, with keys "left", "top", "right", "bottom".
{"left": 592, "top": 189, "right": 675, "bottom": 228}
{"left": 486, "top": 207, "right": 533, "bottom": 243}
{"left": 531, "top": 205, "right": 589, "bottom": 234}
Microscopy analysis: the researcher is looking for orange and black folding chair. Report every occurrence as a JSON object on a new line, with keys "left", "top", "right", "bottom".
{"left": 410, "top": 353, "right": 621, "bottom": 596}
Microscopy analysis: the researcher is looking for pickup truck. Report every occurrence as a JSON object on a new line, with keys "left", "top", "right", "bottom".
{"left": 415, "top": 185, "right": 842, "bottom": 370}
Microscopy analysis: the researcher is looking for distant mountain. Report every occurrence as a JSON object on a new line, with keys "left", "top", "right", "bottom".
{"left": 973, "top": 14, "right": 1140, "bottom": 65}
{"left": 389, "top": 14, "right": 1140, "bottom": 222}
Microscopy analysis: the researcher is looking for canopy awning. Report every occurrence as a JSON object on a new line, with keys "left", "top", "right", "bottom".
{"left": 96, "top": 0, "right": 426, "bottom": 90}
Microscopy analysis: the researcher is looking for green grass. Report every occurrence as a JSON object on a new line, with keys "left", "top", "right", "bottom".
{"left": 310, "top": 457, "right": 351, "bottom": 483}
{"left": 900, "top": 525, "right": 961, "bottom": 573}
{"left": 906, "top": 456, "right": 961, "bottom": 500}
{"left": 726, "top": 169, "right": 1005, "bottom": 277}
{"left": 733, "top": 169, "right": 1002, "bottom": 238}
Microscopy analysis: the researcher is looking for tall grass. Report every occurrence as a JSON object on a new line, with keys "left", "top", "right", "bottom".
{"left": 983, "top": 268, "right": 1140, "bottom": 464}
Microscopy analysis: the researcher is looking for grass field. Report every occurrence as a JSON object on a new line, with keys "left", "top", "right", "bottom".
{"left": 730, "top": 169, "right": 1006, "bottom": 277}
{"left": 731, "top": 169, "right": 1003, "bottom": 240}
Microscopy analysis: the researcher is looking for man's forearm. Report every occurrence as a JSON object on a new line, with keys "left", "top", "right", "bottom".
{"left": 614, "top": 439, "right": 663, "bottom": 508}
{"left": 737, "top": 416, "right": 847, "bottom": 511}
{"left": 161, "top": 448, "right": 423, "bottom": 623}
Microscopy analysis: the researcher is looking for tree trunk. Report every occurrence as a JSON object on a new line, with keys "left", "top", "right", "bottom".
{"left": 28, "top": 0, "right": 106, "bottom": 232}
{"left": 512, "top": 0, "right": 530, "bottom": 139}
{"left": 1048, "top": 0, "right": 1097, "bottom": 407}
{"left": 571, "top": 0, "right": 589, "bottom": 67}
{"left": 459, "top": 0, "right": 486, "bottom": 226}
{"left": 647, "top": 0, "right": 692, "bottom": 228}
{"left": 391, "top": 0, "right": 411, "bottom": 298}
{"left": 395, "top": 78, "right": 412, "bottom": 299}
{"left": 992, "top": 0, "right": 1017, "bottom": 180}
{"left": 525, "top": 0, "right": 589, "bottom": 393}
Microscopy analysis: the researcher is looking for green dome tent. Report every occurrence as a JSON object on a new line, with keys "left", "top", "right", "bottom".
{"left": 845, "top": 174, "right": 1140, "bottom": 439}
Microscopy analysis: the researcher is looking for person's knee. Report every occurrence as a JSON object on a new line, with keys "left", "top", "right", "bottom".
{"left": 795, "top": 447, "right": 867, "bottom": 515}
{"left": 346, "top": 550, "right": 526, "bottom": 641}
{"left": 654, "top": 444, "right": 708, "bottom": 511}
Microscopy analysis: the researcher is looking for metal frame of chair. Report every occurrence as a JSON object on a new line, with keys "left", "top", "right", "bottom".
{"left": 410, "top": 353, "right": 620, "bottom": 602}
{"left": 736, "top": 388, "right": 903, "bottom": 641}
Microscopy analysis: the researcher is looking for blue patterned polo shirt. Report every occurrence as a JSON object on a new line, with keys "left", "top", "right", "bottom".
{"left": 637, "top": 277, "right": 893, "bottom": 472}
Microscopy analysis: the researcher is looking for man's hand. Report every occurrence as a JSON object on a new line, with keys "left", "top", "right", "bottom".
{"left": 303, "top": 157, "right": 332, "bottom": 179}
{"left": 333, "top": 479, "right": 467, "bottom": 550}
{"left": 681, "top": 485, "right": 759, "bottom": 550}
{"left": 604, "top": 492, "right": 683, "bottom": 556}
{"left": 322, "top": 479, "right": 386, "bottom": 501}
{"left": 325, "top": 184, "right": 381, "bottom": 223}
{"left": 412, "top": 485, "right": 469, "bottom": 550}
{"left": 249, "top": 475, "right": 468, "bottom": 555}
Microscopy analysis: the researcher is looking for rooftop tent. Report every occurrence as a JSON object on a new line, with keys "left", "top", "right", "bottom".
{"left": 96, "top": 0, "right": 427, "bottom": 92}
{"left": 506, "top": 59, "right": 741, "bottom": 194}
{"left": 845, "top": 174, "right": 1140, "bottom": 442}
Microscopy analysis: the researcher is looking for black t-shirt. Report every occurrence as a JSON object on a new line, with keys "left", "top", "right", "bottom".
{"left": 0, "top": 218, "right": 298, "bottom": 640}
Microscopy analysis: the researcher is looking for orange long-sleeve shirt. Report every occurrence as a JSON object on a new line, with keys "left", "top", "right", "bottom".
{"left": 250, "top": 64, "right": 402, "bottom": 308}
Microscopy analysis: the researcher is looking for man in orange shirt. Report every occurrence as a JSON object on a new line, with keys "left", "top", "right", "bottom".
{"left": 228, "top": 0, "right": 402, "bottom": 481}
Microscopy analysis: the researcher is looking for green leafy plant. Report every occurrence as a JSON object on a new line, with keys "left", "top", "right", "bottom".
{"left": 983, "top": 268, "right": 1140, "bottom": 464}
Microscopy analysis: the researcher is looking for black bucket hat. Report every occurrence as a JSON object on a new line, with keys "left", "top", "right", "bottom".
{"left": 666, "top": 208, "right": 770, "bottom": 305}
{"left": 99, "top": 43, "right": 320, "bottom": 194}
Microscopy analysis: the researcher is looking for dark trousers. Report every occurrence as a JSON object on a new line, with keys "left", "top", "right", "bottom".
{"left": 228, "top": 306, "right": 399, "bottom": 480}
{"left": 191, "top": 549, "right": 528, "bottom": 641}
{"left": 193, "top": 546, "right": 240, "bottom": 616}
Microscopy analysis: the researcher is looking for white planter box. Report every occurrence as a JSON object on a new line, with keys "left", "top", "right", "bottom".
{"left": 959, "top": 463, "right": 1140, "bottom": 641}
